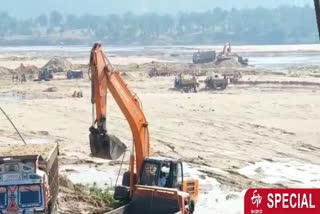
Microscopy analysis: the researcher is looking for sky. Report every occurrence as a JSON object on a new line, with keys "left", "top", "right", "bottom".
{"left": 1, "top": 0, "right": 313, "bottom": 18}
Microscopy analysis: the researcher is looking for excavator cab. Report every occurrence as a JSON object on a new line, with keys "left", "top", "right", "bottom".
{"left": 140, "top": 158, "right": 184, "bottom": 190}
{"left": 123, "top": 158, "right": 196, "bottom": 214}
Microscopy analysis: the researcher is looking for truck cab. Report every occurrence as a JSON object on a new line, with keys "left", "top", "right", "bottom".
{"left": 0, "top": 158, "right": 48, "bottom": 214}
{"left": 0, "top": 144, "right": 59, "bottom": 214}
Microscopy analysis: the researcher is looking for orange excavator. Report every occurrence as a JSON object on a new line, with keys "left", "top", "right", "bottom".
{"left": 89, "top": 43, "right": 198, "bottom": 214}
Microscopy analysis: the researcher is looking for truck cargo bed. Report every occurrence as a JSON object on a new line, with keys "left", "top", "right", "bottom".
{"left": 0, "top": 143, "right": 58, "bottom": 162}
{"left": 0, "top": 143, "right": 59, "bottom": 207}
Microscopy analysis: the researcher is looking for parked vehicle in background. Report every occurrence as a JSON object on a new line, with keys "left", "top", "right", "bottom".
{"left": 67, "top": 70, "right": 84, "bottom": 79}
{"left": 205, "top": 74, "right": 229, "bottom": 90}
{"left": 192, "top": 51, "right": 216, "bottom": 64}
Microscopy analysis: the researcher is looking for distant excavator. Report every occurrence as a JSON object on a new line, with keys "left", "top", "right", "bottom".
{"left": 89, "top": 43, "right": 198, "bottom": 214}
{"left": 216, "top": 42, "right": 248, "bottom": 65}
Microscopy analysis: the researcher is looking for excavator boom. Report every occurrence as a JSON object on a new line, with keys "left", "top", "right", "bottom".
{"left": 89, "top": 43, "right": 197, "bottom": 214}
{"left": 89, "top": 43, "right": 150, "bottom": 178}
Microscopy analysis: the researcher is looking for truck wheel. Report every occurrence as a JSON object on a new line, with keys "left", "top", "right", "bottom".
{"left": 193, "top": 85, "right": 198, "bottom": 93}
{"left": 48, "top": 202, "right": 57, "bottom": 214}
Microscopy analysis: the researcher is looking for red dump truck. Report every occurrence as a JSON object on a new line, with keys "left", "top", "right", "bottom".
{"left": 0, "top": 143, "right": 59, "bottom": 214}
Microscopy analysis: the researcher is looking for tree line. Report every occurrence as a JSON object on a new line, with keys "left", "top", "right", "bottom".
{"left": 0, "top": 5, "right": 317, "bottom": 45}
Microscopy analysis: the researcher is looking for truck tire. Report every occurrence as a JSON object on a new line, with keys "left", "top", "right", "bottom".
{"left": 193, "top": 85, "right": 198, "bottom": 93}
{"left": 48, "top": 202, "right": 57, "bottom": 214}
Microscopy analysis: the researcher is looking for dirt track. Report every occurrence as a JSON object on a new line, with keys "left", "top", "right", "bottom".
{"left": 0, "top": 47, "right": 320, "bottom": 213}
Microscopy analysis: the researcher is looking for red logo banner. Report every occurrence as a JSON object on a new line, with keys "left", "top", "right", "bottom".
{"left": 245, "top": 189, "right": 320, "bottom": 214}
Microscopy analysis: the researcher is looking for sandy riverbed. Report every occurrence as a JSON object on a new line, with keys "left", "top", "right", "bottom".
{"left": 0, "top": 46, "right": 320, "bottom": 213}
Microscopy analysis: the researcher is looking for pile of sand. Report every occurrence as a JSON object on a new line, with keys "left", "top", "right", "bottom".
{"left": 14, "top": 64, "right": 40, "bottom": 75}
{"left": 0, "top": 143, "right": 56, "bottom": 161}
{"left": 43, "top": 58, "right": 72, "bottom": 71}
{"left": 216, "top": 58, "right": 241, "bottom": 68}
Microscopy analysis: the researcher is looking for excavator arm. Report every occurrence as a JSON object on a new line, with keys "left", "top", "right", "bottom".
{"left": 89, "top": 43, "right": 150, "bottom": 180}
{"left": 89, "top": 43, "right": 198, "bottom": 214}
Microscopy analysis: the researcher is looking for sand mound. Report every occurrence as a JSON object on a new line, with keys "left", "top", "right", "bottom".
{"left": 216, "top": 58, "right": 241, "bottom": 68}
{"left": 14, "top": 64, "right": 40, "bottom": 75}
{"left": 43, "top": 58, "right": 72, "bottom": 71}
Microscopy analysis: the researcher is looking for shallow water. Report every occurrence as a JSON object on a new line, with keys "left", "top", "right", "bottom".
{"left": 60, "top": 164, "right": 122, "bottom": 187}
{"left": 1, "top": 45, "right": 320, "bottom": 70}
{"left": 185, "top": 164, "right": 244, "bottom": 214}
{"left": 239, "top": 158, "right": 320, "bottom": 188}
{"left": 0, "top": 92, "right": 23, "bottom": 103}
{"left": 250, "top": 54, "right": 320, "bottom": 69}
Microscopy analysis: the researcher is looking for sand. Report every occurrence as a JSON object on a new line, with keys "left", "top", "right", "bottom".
{"left": 0, "top": 46, "right": 320, "bottom": 213}
{"left": 0, "top": 143, "right": 56, "bottom": 161}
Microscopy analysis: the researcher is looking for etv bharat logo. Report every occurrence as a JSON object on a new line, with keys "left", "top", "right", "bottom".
{"left": 251, "top": 190, "right": 263, "bottom": 208}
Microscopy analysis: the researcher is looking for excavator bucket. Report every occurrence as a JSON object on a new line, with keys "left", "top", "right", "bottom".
{"left": 89, "top": 128, "right": 127, "bottom": 160}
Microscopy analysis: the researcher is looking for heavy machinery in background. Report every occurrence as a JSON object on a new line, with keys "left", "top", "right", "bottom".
{"left": 192, "top": 43, "right": 248, "bottom": 66}
{"left": 222, "top": 72, "right": 242, "bottom": 83}
{"left": 89, "top": 43, "right": 198, "bottom": 214}
{"left": 37, "top": 68, "right": 54, "bottom": 81}
{"left": 174, "top": 74, "right": 199, "bottom": 93}
{"left": 67, "top": 70, "right": 84, "bottom": 79}
{"left": 216, "top": 42, "right": 248, "bottom": 66}
{"left": 192, "top": 50, "right": 216, "bottom": 64}
{"left": 204, "top": 74, "right": 229, "bottom": 90}
{"left": 0, "top": 143, "right": 59, "bottom": 214}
